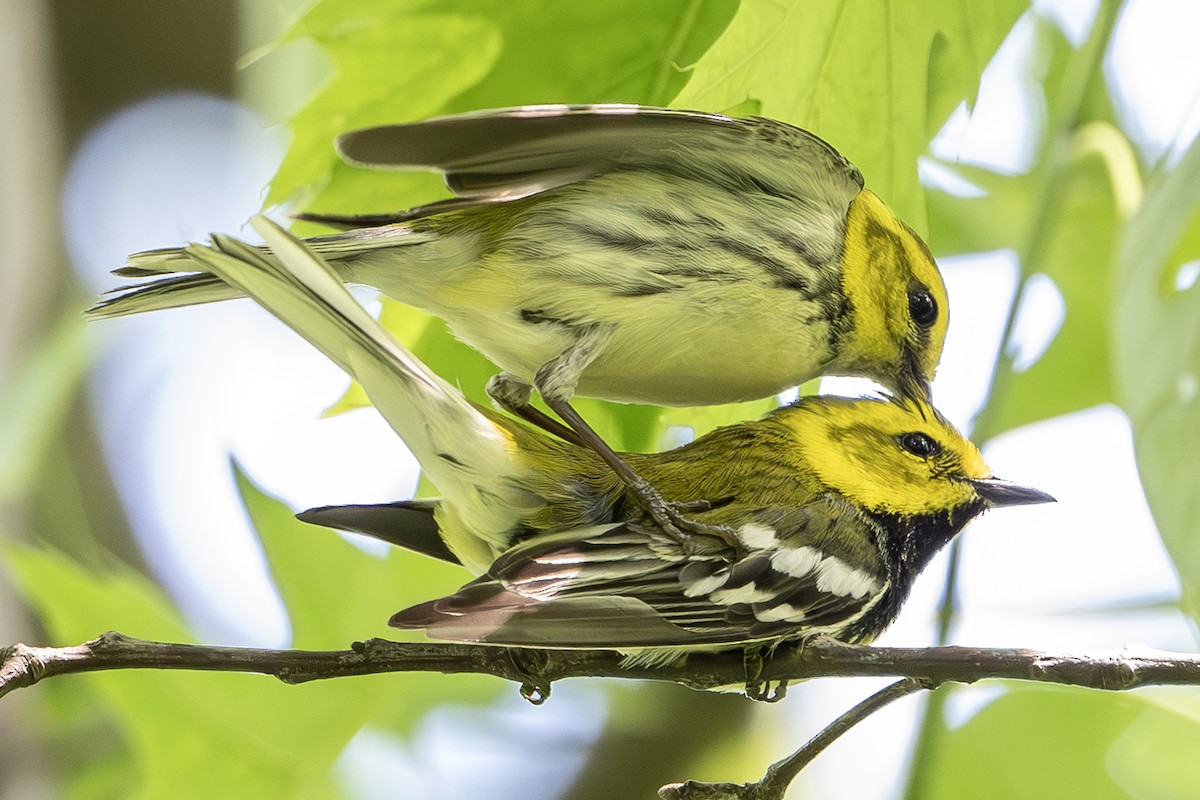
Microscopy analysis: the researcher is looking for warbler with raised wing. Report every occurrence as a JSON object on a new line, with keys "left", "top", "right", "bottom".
{"left": 88, "top": 105, "right": 951, "bottom": 540}
{"left": 179, "top": 218, "right": 1049, "bottom": 670}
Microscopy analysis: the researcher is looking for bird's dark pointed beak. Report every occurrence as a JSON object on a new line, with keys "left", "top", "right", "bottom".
{"left": 968, "top": 478, "right": 1056, "bottom": 507}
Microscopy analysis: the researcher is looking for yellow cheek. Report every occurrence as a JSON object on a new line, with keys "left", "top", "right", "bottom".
{"left": 897, "top": 225, "right": 950, "bottom": 379}
{"left": 798, "top": 437, "right": 978, "bottom": 517}
{"left": 838, "top": 190, "right": 919, "bottom": 374}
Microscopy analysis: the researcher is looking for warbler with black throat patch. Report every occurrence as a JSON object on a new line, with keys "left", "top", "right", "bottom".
{"left": 173, "top": 217, "right": 1050, "bottom": 671}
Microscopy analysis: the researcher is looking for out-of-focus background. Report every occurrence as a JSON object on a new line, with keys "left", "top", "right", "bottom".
{"left": 2, "top": 0, "right": 1199, "bottom": 797}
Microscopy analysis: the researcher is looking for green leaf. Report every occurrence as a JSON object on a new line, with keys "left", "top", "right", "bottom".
{"left": 1, "top": 544, "right": 343, "bottom": 798}
{"left": 2, "top": 471, "right": 506, "bottom": 797}
{"left": 0, "top": 310, "right": 90, "bottom": 504}
{"left": 440, "top": 0, "right": 740, "bottom": 110}
{"left": 675, "top": 0, "right": 1027, "bottom": 228}
{"left": 972, "top": 134, "right": 1125, "bottom": 439}
{"left": 272, "top": 0, "right": 739, "bottom": 214}
{"left": 925, "top": 685, "right": 1147, "bottom": 800}
{"left": 267, "top": 12, "right": 503, "bottom": 208}
{"left": 1107, "top": 689, "right": 1200, "bottom": 800}
{"left": 1113, "top": 132, "right": 1200, "bottom": 618}
{"left": 651, "top": 396, "right": 781, "bottom": 448}
{"left": 237, "top": 462, "right": 464, "bottom": 642}
{"left": 238, "top": 465, "right": 501, "bottom": 718}
{"left": 923, "top": 17, "right": 1072, "bottom": 258}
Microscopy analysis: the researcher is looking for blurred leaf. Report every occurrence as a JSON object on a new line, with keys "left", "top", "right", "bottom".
{"left": 1107, "top": 690, "right": 1200, "bottom": 800}
{"left": 0, "top": 498, "right": 495, "bottom": 798}
{"left": 923, "top": 17, "right": 1071, "bottom": 258}
{"left": 925, "top": 685, "right": 1146, "bottom": 800}
{"left": 926, "top": 15, "right": 1130, "bottom": 440}
{"left": 561, "top": 682, "right": 753, "bottom": 799}
{"left": 676, "top": 0, "right": 1027, "bottom": 228}
{"left": 972, "top": 135, "right": 1124, "bottom": 439}
{"left": 2, "top": 545, "right": 342, "bottom": 797}
{"left": 4, "top": 544, "right": 192, "bottom": 645}
{"left": 239, "top": 466, "right": 502, "bottom": 718}
{"left": 0, "top": 310, "right": 90, "bottom": 505}
{"left": 1113, "top": 132, "right": 1200, "bottom": 617}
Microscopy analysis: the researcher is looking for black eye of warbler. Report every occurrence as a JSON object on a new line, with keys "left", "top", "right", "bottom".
{"left": 899, "top": 432, "right": 940, "bottom": 458}
{"left": 908, "top": 286, "right": 938, "bottom": 329}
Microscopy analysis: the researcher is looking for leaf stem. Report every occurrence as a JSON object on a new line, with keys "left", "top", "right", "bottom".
{"left": 651, "top": 0, "right": 706, "bottom": 104}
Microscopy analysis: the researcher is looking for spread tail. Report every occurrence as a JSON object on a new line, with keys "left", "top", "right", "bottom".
{"left": 87, "top": 224, "right": 438, "bottom": 319}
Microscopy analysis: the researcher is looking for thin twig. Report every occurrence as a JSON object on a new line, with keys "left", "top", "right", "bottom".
{"left": 660, "top": 678, "right": 931, "bottom": 800}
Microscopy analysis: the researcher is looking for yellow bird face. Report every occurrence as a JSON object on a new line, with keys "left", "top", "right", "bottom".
{"left": 838, "top": 190, "right": 951, "bottom": 399}
{"left": 773, "top": 395, "right": 1043, "bottom": 519}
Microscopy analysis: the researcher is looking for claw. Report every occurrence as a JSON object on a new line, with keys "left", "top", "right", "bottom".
{"left": 631, "top": 477, "right": 743, "bottom": 559}
{"left": 742, "top": 648, "right": 789, "bottom": 702}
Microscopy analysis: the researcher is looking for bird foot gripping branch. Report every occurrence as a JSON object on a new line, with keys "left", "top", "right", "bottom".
{"left": 743, "top": 648, "right": 790, "bottom": 703}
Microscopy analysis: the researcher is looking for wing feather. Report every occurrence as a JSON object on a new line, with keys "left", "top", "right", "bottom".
{"left": 336, "top": 104, "right": 864, "bottom": 207}
{"left": 391, "top": 499, "right": 890, "bottom": 650}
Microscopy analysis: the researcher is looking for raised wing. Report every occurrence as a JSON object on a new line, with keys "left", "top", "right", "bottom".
{"left": 335, "top": 104, "right": 864, "bottom": 205}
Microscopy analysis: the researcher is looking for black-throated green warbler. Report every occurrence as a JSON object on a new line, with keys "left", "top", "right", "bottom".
{"left": 178, "top": 217, "right": 1050, "bottom": 666}
{"left": 87, "top": 105, "right": 951, "bottom": 543}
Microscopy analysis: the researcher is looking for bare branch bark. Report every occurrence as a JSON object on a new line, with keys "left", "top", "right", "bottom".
{"left": 5, "top": 632, "right": 1197, "bottom": 798}
{"left": 3, "top": 631, "right": 1198, "bottom": 701}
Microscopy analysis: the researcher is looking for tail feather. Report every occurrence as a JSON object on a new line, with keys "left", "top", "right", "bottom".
{"left": 86, "top": 224, "right": 438, "bottom": 319}
{"left": 297, "top": 500, "right": 461, "bottom": 565}
{"left": 86, "top": 272, "right": 241, "bottom": 318}
{"left": 187, "top": 216, "right": 538, "bottom": 571}
{"left": 121, "top": 245, "right": 203, "bottom": 276}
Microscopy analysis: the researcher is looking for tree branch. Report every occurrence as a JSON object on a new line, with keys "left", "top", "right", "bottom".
{"left": 3, "top": 631, "right": 1199, "bottom": 701}
{"left": 6, "top": 633, "right": 1198, "bottom": 798}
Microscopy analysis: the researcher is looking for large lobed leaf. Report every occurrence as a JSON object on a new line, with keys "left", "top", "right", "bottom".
{"left": 676, "top": 0, "right": 1028, "bottom": 230}
{"left": 1, "top": 471, "right": 496, "bottom": 797}
{"left": 1113, "top": 135, "right": 1200, "bottom": 615}
{"left": 272, "top": 0, "right": 740, "bottom": 213}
